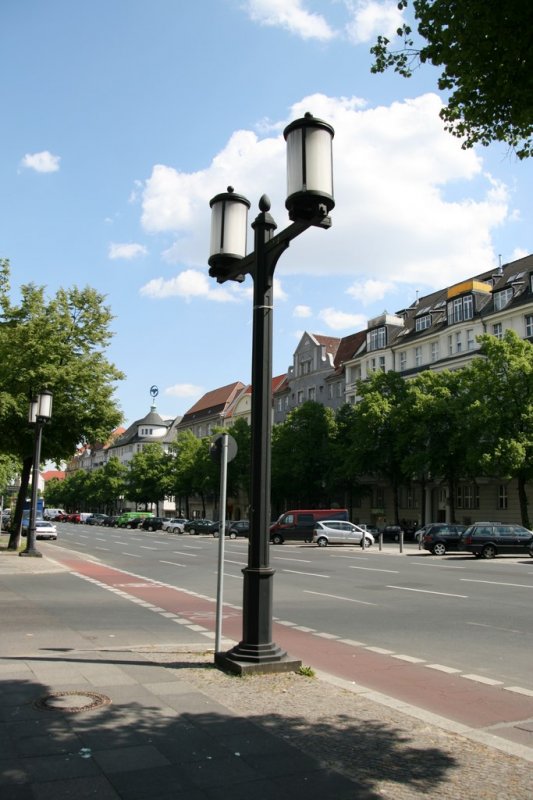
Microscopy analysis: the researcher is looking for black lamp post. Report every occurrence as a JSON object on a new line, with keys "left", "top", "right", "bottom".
{"left": 208, "top": 113, "right": 335, "bottom": 674}
{"left": 20, "top": 389, "right": 53, "bottom": 558}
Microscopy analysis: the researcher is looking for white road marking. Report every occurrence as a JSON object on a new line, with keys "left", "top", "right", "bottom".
{"left": 139, "top": 546, "right": 157, "bottom": 550}
{"left": 461, "top": 579, "right": 533, "bottom": 589}
{"left": 95, "top": 547, "right": 110, "bottom": 551}
{"left": 505, "top": 686, "right": 533, "bottom": 697}
{"left": 273, "top": 557, "right": 313, "bottom": 563}
{"left": 462, "top": 674, "right": 503, "bottom": 686}
{"left": 393, "top": 654, "right": 426, "bottom": 664}
{"left": 122, "top": 552, "right": 141, "bottom": 558}
{"left": 172, "top": 551, "right": 198, "bottom": 557}
{"left": 159, "top": 560, "right": 187, "bottom": 567}
{"left": 387, "top": 585, "right": 468, "bottom": 598}
{"left": 315, "top": 632, "right": 339, "bottom": 640}
{"left": 350, "top": 566, "right": 399, "bottom": 573}
{"left": 282, "top": 569, "right": 330, "bottom": 578}
{"left": 426, "top": 664, "right": 461, "bottom": 674}
{"left": 412, "top": 561, "right": 465, "bottom": 570}
{"left": 338, "top": 638, "right": 366, "bottom": 647}
{"left": 465, "top": 621, "right": 523, "bottom": 634}
{"left": 366, "top": 646, "right": 395, "bottom": 655}
{"left": 303, "top": 590, "right": 376, "bottom": 606}
{"left": 224, "top": 559, "right": 247, "bottom": 566}
{"left": 293, "top": 626, "right": 316, "bottom": 632}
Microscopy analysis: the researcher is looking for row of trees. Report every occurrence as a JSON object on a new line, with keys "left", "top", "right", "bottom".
{"left": 46, "top": 331, "right": 533, "bottom": 529}
{"left": 0, "top": 259, "right": 124, "bottom": 548}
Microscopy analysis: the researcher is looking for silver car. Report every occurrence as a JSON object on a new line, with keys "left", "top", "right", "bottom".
{"left": 312, "top": 520, "right": 374, "bottom": 548}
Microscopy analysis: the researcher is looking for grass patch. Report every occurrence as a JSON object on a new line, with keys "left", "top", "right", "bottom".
{"left": 298, "top": 665, "right": 316, "bottom": 678}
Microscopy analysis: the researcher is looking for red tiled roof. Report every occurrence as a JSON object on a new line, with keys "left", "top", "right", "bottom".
{"left": 181, "top": 381, "right": 246, "bottom": 421}
{"left": 42, "top": 470, "right": 66, "bottom": 482}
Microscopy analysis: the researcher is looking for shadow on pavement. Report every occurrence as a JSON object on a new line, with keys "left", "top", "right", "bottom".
{"left": 0, "top": 665, "right": 458, "bottom": 800}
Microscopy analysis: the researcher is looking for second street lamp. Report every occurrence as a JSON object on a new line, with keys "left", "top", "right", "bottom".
{"left": 208, "top": 113, "right": 335, "bottom": 674}
{"left": 20, "top": 389, "right": 53, "bottom": 559}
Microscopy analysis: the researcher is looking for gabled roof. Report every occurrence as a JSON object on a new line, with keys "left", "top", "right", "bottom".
{"left": 311, "top": 334, "right": 341, "bottom": 357}
{"left": 180, "top": 381, "right": 246, "bottom": 424}
{"left": 332, "top": 331, "right": 367, "bottom": 372}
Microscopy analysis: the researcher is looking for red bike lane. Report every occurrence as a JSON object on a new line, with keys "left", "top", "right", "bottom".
{"left": 53, "top": 551, "right": 533, "bottom": 748}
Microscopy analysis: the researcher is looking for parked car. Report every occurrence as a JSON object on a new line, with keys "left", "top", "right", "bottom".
{"left": 461, "top": 522, "right": 533, "bottom": 559}
{"left": 116, "top": 511, "right": 154, "bottom": 528}
{"left": 312, "top": 520, "right": 374, "bottom": 548}
{"left": 86, "top": 514, "right": 110, "bottom": 526}
{"left": 162, "top": 518, "right": 188, "bottom": 533}
{"left": 22, "top": 520, "right": 58, "bottom": 540}
{"left": 421, "top": 523, "right": 468, "bottom": 555}
{"left": 184, "top": 519, "right": 215, "bottom": 535}
{"left": 140, "top": 517, "right": 171, "bottom": 532}
{"left": 270, "top": 508, "right": 349, "bottom": 544}
{"left": 66, "top": 512, "right": 81, "bottom": 524}
{"left": 228, "top": 520, "right": 250, "bottom": 538}
{"left": 125, "top": 517, "right": 149, "bottom": 529}
{"left": 377, "top": 525, "right": 404, "bottom": 542}
{"left": 102, "top": 515, "right": 119, "bottom": 527}
{"left": 212, "top": 520, "right": 250, "bottom": 539}
{"left": 43, "top": 508, "right": 65, "bottom": 520}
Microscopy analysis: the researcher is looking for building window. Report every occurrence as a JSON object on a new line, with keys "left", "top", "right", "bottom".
{"left": 378, "top": 355, "right": 386, "bottom": 372}
{"left": 431, "top": 341, "right": 439, "bottom": 362}
{"left": 448, "top": 294, "right": 474, "bottom": 325}
{"left": 399, "top": 351, "right": 407, "bottom": 371}
{"left": 308, "top": 386, "right": 316, "bottom": 401}
{"left": 336, "top": 382, "right": 343, "bottom": 397}
{"left": 498, "top": 484, "right": 508, "bottom": 510}
{"left": 415, "top": 346, "right": 422, "bottom": 367}
{"left": 526, "top": 315, "right": 533, "bottom": 338}
{"left": 297, "top": 390, "right": 304, "bottom": 404}
{"left": 456, "top": 484, "right": 479, "bottom": 509}
{"left": 492, "top": 322, "right": 503, "bottom": 340}
{"left": 300, "top": 359, "right": 311, "bottom": 376}
{"left": 494, "top": 287, "right": 513, "bottom": 311}
{"left": 415, "top": 314, "right": 431, "bottom": 332}
{"left": 467, "top": 329, "right": 475, "bottom": 350}
{"left": 455, "top": 332, "right": 462, "bottom": 353}
{"left": 367, "top": 326, "right": 386, "bottom": 351}
{"left": 277, "top": 398, "right": 282, "bottom": 411}
{"left": 448, "top": 335, "right": 453, "bottom": 355}
{"left": 328, "top": 384, "right": 333, "bottom": 399}
{"left": 284, "top": 395, "right": 289, "bottom": 409}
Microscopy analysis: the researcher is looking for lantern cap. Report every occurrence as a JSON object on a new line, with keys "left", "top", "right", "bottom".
{"left": 209, "top": 186, "right": 251, "bottom": 210}
{"left": 283, "top": 111, "right": 335, "bottom": 141}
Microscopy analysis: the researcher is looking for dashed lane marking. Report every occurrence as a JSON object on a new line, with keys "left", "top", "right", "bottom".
{"left": 303, "top": 589, "right": 377, "bottom": 606}
{"left": 463, "top": 674, "right": 503, "bottom": 686}
{"left": 426, "top": 664, "right": 462, "bottom": 674}
{"left": 282, "top": 569, "right": 330, "bottom": 578}
{"left": 387, "top": 585, "right": 468, "bottom": 598}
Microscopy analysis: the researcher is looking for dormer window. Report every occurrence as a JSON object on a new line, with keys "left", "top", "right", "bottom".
{"left": 447, "top": 294, "right": 473, "bottom": 325}
{"left": 494, "top": 287, "right": 513, "bottom": 311}
{"left": 415, "top": 314, "right": 431, "bottom": 332}
{"left": 367, "top": 326, "right": 386, "bottom": 351}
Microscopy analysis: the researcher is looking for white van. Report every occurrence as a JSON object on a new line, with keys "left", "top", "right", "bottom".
{"left": 43, "top": 508, "right": 65, "bottom": 520}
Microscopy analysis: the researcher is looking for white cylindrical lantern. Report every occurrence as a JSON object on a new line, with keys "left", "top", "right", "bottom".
{"left": 28, "top": 396, "right": 39, "bottom": 424}
{"left": 284, "top": 112, "right": 334, "bottom": 221}
{"left": 37, "top": 389, "right": 53, "bottom": 421}
{"left": 208, "top": 187, "right": 250, "bottom": 274}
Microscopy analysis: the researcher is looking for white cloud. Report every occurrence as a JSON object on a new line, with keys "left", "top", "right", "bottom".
{"left": 109, "top": 242, "right": 148, "bottom": 260}
{"left": 164, "top": 383, "right": 204, "bottom": 398}
{"left": 346, "top": 278, "right": 395, "bottom": 305}
{"left": 274, "top": 277, "right": 288, "bottom": 302}
{"left": 243, "top": 0, "right": 336, "bottom": 41}
{"left": 138, "top": 92, "right": 512, "bottom": 295}
{"left": 318, "top": 307, "right": 368, "bottom": 331}
{"left": 294, "top": 304, "right": 312, "bottom": 317}
{"left": 140, "top": 268, "right": 237, "bottom": 302}
{"left": 344, "top": 0, "right": 404, "bottom": 44}
{"left": 21, "top": 150, "right": 60, "bottom": 173}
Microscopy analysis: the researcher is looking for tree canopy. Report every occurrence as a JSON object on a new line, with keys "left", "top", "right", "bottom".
{"left": 371, "top": 1, "right": 533, "bottom": 159}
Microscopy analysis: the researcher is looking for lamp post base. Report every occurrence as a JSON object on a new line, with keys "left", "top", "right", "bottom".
{"left": 215, "top": 643, "right": 301, "bottom": 676}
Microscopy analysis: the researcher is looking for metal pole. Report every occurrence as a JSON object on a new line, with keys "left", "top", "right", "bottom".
{"left": 215, "top": 432, "right": 229, "bottom": 653}
{"left": 20, "top": 421, "right": 43, "bottom": 558}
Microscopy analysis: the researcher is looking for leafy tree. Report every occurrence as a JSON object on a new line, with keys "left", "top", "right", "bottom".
{"left": 271, "top": 401, "right": 336, "bottom": 511}
{"left": 226, "top": 418, "right": 251, "bottom": 509}
{"left": 371, "top": 1, "right": 533, "bottom": 158}
{"left": 406, "top": 369, "right": 472, "bottom": 522}
{"left": 464, "top": 331, "right": 533, "bottom": 527}
{"left": 125, "top": 444, "right": 172, "bottom": 514}
{"left": 169, "top": 430, "right": 203, "bottom": 518}
{"left": 349, "top": 371, "right": 411, "bottom": 524}
{"left": 0, "top": 259, "right": 124, "bottom": 547}
{"left": 331, "top": 404, "right": 370, "bottom": 515}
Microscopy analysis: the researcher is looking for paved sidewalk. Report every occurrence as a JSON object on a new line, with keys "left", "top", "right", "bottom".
{"left": 0, "top": 547, "right": 532, "bottom": 799}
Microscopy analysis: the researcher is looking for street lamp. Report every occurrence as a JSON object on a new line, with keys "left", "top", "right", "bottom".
{"left": 208, "top": 113, "right": 334, "bottom": 674}
{"left": 20, "top": 389, "right": 53, "bottom": 558}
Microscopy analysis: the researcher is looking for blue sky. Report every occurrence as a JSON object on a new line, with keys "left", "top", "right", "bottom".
{"left": 2, "top": 0, "right": 532, "bottom": 426}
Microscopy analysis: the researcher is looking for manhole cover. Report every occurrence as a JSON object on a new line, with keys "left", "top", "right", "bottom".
{"left": 34, "top": 691, "right": 111, "bottom": 713}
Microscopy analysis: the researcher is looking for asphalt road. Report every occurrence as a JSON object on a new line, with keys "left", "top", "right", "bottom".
{"left": 45, "top": 522, "right": 533, "bottom": 691}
